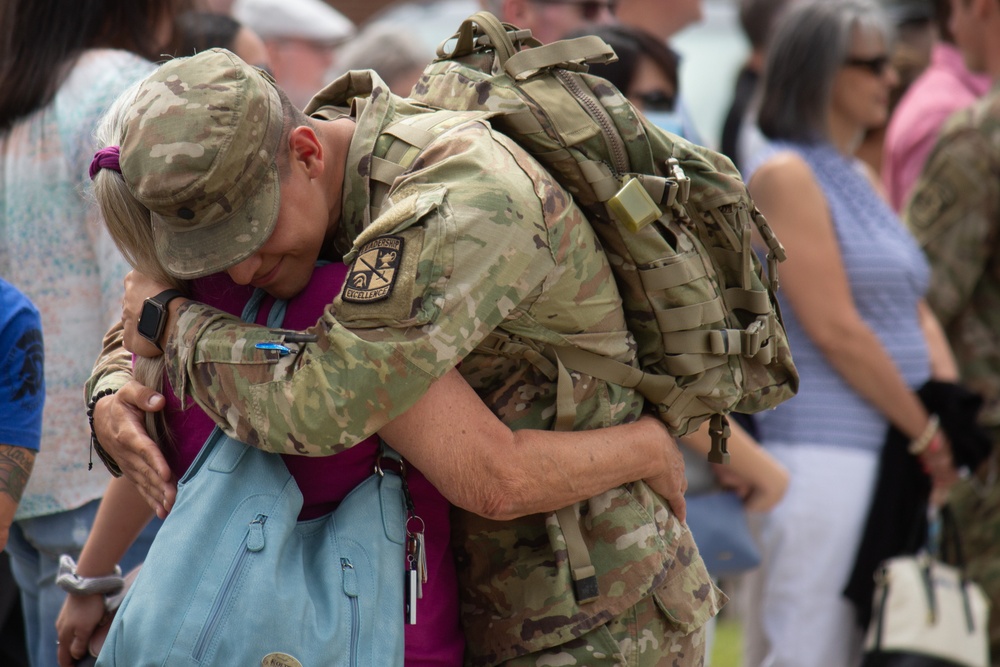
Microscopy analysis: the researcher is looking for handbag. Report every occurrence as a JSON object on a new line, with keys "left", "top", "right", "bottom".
{"left": 862, "top": 506, "right": 990, "bottom": 667}
{"left": 682, "top": 447, "right": 761, "bottom": 577}
{"left": 685, "top": 490, "right": 761, "bottom": 577}
{"left": 97, "top": 291, "right": 408, "bottom": 667}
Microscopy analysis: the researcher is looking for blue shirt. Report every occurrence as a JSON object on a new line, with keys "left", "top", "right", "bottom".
{"left": 0, "top": 278, "right": 44, "bottom": 451}
{"left": 752, "top": 142, "right": 931, "bottom": 452}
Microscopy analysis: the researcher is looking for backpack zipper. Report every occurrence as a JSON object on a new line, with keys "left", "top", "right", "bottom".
{"left": 554, "top": 69, "right": 629, "bottom": 175}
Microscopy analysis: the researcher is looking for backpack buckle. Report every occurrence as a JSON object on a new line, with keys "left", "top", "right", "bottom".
{"left": 741, "top": 320, "right": 765, "bottom": 357}
{"left": 667, "top": 158, "right": 690, "bottom": 204}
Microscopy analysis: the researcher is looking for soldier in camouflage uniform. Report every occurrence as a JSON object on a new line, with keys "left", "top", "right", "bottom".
{"left": 904, "top": 0, "right": 1000, "bottom": 659}
{"left": 86, "top": 49, "right": 723, "bottom": 666}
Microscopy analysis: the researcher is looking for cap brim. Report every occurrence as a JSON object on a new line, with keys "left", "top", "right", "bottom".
{"left": 152, "top": 161, "right": 281, "bottom": 280}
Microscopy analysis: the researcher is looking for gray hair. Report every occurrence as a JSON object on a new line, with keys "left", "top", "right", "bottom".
{"left": 739, "top": 0, "right": 797, "bottom": 50}
{"left": 479, "top": 0, "right": 504, "bottom": 17}
{"left": 757, "top": 0, "right": 893, "bottom": 143}
{"left": 332, "top": 23, "right": 432, "bottom": 94}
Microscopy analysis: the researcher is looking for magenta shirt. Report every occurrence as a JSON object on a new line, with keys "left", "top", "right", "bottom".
{"left": 883, "top": 42, "right": 992, "bottom": 212}
{"left": 160, "top": 266, "right": 463, "bottom": 666}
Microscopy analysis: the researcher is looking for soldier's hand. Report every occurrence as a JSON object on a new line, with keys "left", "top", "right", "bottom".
{"left": 122, "top": 270, "right": 173, "bottom": 357}
{"left": 641, "top": 418, "right": 687, "bottom": 522}
{"left": 94, "top": 381, "right": 176, "bottom": 518}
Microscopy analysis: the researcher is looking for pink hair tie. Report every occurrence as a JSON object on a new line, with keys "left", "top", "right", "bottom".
{"left": 89, "top": 146, "right": 122, "bottom": 180}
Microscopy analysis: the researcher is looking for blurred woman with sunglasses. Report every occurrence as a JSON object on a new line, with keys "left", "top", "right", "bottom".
{"left": 0, "top": 1, "right": 192, "bottom": 665}
{"left": 739, "top": 1, "right": 960, "bottom": 665}
{"left": 572, "top": 23, "right": 710, "bottom": 143}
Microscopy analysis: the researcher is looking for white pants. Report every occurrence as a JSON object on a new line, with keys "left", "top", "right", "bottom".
{"left": 739, "top": 444, "right": 879, "bottom": 667}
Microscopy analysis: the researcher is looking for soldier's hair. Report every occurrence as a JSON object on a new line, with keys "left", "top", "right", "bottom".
{"left": 757, "top": 0, "right": 893, "bottom": 143}
{"left": 276, "top": 87, "right": 314, "bottom": 179}
{"left": 739, "top": 0, "right": 797, "bottom": 51}
{"left": 0, "top": 0, "right": 194, "bottom": 132}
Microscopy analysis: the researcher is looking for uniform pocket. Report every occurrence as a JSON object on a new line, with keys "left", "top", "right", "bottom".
{"left": 651, "top": 525, "right": 728, "bottom": 635}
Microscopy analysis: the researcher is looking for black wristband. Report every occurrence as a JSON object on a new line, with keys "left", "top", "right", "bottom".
{"left": 87, "top": 388, "right": 123, "bottom": 477}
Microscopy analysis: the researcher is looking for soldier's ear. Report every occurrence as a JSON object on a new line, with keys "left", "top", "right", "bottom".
{"left": 288, "top": 125, "right": 324, "bottom": 178}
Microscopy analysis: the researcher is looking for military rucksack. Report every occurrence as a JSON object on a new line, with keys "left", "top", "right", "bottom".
{"left": 379, "top": 12, "right": 798, "bottom": 445}
{"left": 367, "top": 12, "right": 798, "bottom": 601}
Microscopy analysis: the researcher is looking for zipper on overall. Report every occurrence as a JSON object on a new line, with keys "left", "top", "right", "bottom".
{"left": 342, "top": 557, "right": 360, "bottom": 667}
{"left": 192, "top": 514, "right": 267, "bottom": 661}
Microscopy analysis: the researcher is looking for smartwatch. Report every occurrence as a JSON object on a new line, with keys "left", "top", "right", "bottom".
{"left": 136, "top": 289, "right": 185, "bottom": 350}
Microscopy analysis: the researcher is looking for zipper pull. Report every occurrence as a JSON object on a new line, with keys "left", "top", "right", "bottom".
{"left": 342, "top": 558, "right": 359, "bottom": 597}
{"left": 247, "top": 515, "right": 267, "bottom": 552}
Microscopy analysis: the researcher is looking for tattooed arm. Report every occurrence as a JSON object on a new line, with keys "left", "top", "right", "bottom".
{"left": 0, "top": 443, "right": 36, "bottom": 550}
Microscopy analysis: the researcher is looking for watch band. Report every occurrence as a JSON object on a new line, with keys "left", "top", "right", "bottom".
{"left": 149, "top": 288, "right": 185, "bottom": 308}
{"left": 137, "top": 288, "right": 185, "bottom": 350}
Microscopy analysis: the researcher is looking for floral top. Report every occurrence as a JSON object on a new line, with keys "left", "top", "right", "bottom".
{"left": 0, "top": 49, "right": 154, "bottom": 519}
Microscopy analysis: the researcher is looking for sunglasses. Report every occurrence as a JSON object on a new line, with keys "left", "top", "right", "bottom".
{"left": 843, "top": 55, "right": 891, "bottom": 76}
{"left": 636, "top": 90, "right": 676, "bottom": 112}
{"left": 530, "top": 0, "right": 619, "bottom": 21}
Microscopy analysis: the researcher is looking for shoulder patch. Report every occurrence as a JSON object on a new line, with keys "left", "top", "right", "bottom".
{"left": 343, "top": 235, "right": 404, "bottom": 303}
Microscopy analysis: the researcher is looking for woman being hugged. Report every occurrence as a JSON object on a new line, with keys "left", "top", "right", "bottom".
{"left": 740, "top": 1, "right": 959, "bottom": 666}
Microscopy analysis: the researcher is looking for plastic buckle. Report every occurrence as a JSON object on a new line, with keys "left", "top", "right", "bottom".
{"left": 741, "top": 320, "right": 764, "bottom": 357}
{"left": 607, "top": 177, "right": 661, "bottom": 232}
{"left": 668, "top": 158, "right": 690, "bottom": 204}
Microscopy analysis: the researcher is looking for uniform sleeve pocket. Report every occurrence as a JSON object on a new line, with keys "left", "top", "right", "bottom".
{"left": 335, "top": 186, "right": 451, "bottom": 327}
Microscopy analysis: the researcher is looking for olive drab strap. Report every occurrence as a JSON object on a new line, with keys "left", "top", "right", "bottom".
{"left": 368, "top": 11, "right": 800, "bottom": 604}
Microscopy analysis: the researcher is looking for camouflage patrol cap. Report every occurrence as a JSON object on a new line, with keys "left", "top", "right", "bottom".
{"left": 119, "top": 48, "right": 283, "bottom": 279}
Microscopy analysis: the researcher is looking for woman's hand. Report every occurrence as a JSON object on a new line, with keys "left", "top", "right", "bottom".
{"left": 56, "top": 593, "right": 107, "bottom": 666}
{"left": 713, "top": 459, "right": 790, "bottom": 513}
{"left": 920, "top": 431, "right": 960, "bottom": 508}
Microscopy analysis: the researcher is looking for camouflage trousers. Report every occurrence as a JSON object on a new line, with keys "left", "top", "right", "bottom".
{"left": 949, "top": 445, "right": 1000, "bottom": 666}
{"left": 499, "top": 594, "right": 707, "bottom": 667}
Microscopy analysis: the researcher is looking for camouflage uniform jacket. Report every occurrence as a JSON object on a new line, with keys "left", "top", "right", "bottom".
{"left": 89, "top": 71, "right": 720, "bottom": 665}
{"left": 905, "top": 82, "right": 1000, "bottom": 443}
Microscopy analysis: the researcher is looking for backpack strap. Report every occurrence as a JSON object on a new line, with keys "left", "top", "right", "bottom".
{"left": 367, "top": 111, "right": 472, "bottom": 220}
{"left": 503, "top": 36, "right": 616, "bottom": 79}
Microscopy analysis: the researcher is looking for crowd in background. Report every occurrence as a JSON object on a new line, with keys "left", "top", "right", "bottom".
{"left": 2, "top": 0, "right": 1000, "bottom": 665}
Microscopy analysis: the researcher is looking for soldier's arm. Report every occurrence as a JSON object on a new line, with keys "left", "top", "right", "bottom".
{"left": 378, "top": 368, "right": 687, "bottom": 521}
{"left": 905, "top": 124, "right": 1000, "bottom": 326}
{"left": 159, "top": 139, "right": 567, "bottom": 455}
